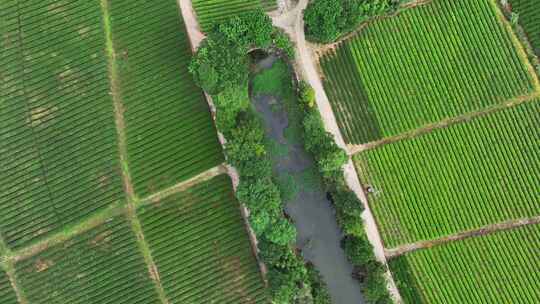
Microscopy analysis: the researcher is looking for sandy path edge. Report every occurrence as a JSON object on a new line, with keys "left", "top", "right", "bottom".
{"left": 272, "top": 1, "right": 403, "bottom": 303}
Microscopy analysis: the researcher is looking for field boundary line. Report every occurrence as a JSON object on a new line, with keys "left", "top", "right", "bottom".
{"left": 2, "top": 259, "right": 28, "bottom": 304}
{"left": 138, "top": 164, "right": 228, "bottom": 206}
{"left": 313, "top": 0, "right": 432, "bottom": 58}
{"left": 489, "top": 0, "right": 540, "bottom": 93}
{"left": 348, "top": 93, "right": 539, "bottom": 155}
{"left": 10, "top": 204, "right": 122, "bottom": 263}
{"left": 385, "top": 215, "right": 540, "bottom": 258}
{"left": 99, "top": 1, "right": 170, "bottom": 304}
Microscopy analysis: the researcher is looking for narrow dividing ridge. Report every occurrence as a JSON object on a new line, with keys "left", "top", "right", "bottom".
{"left": 348, "top": 93, "right": 540, "bottom": 155}
{"left": 385, "top": 215, "right": 540, "bottom": 258}
{"left": 100, "top": 1, "right": 169, "bottom": 303}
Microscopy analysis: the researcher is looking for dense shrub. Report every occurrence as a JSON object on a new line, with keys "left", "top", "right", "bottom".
{"left": 307, "top": 265, "right": 333, "bottom": 304}
{"left": 304, "top": 0, "right": 402, "bottom": 43}
{"left": 190, "top": 10, "right": 294, "bottom": 94}
{"left": 297, "top": 82, "right": 394, "bottom": 303}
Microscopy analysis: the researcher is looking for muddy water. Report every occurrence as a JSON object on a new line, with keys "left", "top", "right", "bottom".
{"left": 252, "top": 90, "right": 365, "bottom": 304}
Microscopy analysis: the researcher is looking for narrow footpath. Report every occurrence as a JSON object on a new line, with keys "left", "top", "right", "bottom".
{"left": 251, "top": 58, "right": 364, "bottom": 304}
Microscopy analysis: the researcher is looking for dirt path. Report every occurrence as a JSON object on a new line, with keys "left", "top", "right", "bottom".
{"left": 385, "top": 215, "right": 540, "bottom": 258}
{"left": 271, "top": 3, "right": 403, "bottom": 303}
{"left": 348, "top": 93, "right": 540, "bottom": 155}
{"left": 177, "top": 0, "right": 205, "bottom": 50}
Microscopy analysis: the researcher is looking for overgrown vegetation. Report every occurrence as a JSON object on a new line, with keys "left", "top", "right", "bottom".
{"left": 303, "top": 0, "right": 402, "bottom": 43}
{"left": 190, "top": 11, "right": 327, "bottom": 303}
{"left": 297, "top": 82, "right": 393, "bottom": 303}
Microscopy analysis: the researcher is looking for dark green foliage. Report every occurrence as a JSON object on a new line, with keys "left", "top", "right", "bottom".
{"left": 190, "top": 10, "right": 293, "bottom": 94}
{"left": 388, "top": 256, "right": 425, "bottom": 304}
{"left": 213, "top": 85, "right": 250, "bottom": 131}
{"left": 266, "top": 217, "right": 297, "bottom": 246}
{"left": 307, "top": 265, "right": 333, "bottom": 304}
{"left": 343, "top": 235, "right": 375, "bottom": 266}
{"left": 301, "top": 110, "right": 347, "bottom": 181}
{"left": 304, "top": 0, "right": 400, "bottom": 43}
{"left": 236, "top": 178, "right": 282, "bottom": 213}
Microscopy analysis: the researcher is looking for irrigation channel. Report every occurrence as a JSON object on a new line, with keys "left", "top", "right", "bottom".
{"left": 250, "top": 54, "right": 364, "bottom": 304}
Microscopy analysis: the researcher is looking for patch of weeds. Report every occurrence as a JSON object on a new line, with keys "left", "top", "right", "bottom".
{"left": 276, "top": 172, "right": 299, "bottom": 202}
{"left": 265, "top": 137, "right": 289, "bottom": 158}
{"left": 296, "top": 165, "right": 323, "bottom": 192}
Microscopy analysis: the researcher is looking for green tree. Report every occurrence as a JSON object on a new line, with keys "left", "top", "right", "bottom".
{"left": 266, "top": 218, "right": 297, "bottom": 246}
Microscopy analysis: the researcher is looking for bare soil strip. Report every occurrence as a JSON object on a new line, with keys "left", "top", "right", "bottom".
{"left": 3, "top": 261, "right": 28, "bottom": 304}
{"left": 348, "top": 93, "right": 540, "bottom": 155}
{"left": 99, "top": 1, "right": 169, "bottom": 303}
{"left": 138, "top": 164, "right": 227, "bottom": 206}
{"left": 385, "top": 215, "right": 540, "bottom": 258}
{"left": 10, "top": 205, "right": 121, "bottom": 263}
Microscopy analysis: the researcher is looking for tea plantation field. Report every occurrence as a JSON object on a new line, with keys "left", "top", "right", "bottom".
{"left": 0, "top": 0, "right": 262, "bottom": 303}
{"left": 138, "top": 175, "right": 267, "bottom": 303}
{"left": 0, "top": 0, "right": 125, "bottom": 249}
{"left": 389, "top": 224, "right": 540, "bottom": 303}
{"left": 192, "top": 0, "right": 277, "bottom": 32}
{"left": 109, "top": 0, "right": 224, "bottom": 197}
{"left": 15, "top": 216, "right": 162, "bottom": 304}
{"left": 510, "top": 0, "right": 540, "bottom": 55}
{"left": 320, "top": 0, "right": 535, "bottom": 144}
{"left": 355, "top": 101, "right": 540, "bottom": 247}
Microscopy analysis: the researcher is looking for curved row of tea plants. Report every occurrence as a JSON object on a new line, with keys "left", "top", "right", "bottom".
{"left": 15, "top": 215, "right": 161, "bottom": 304}
{"left": 320, "top": 0, "right": 535, "bottom": 144}
{"left": 0, "top": 0, "right": 124, "bottom": 249}
{"left": 355, "top": 100, "right": 540, "bottom": 247}
{"left": 389, "top": 224, "right": 540, "bottom": 303}
{"left": 108, "top": 0, "right": 224, "bottom": 197}
{"left": 138, "top": 175, "right": 267, "bottom": 303}
{"left": 192, "top": 0, "right": 277, "bottom": 32}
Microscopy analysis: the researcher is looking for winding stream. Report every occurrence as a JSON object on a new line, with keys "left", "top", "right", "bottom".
{"left": 251, "top": 58, "right": 365, "bottom": 304}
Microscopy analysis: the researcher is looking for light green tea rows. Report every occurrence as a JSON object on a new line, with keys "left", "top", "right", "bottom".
{"left": 0, "top": 0, "right": 124, "bottom": 249}
{"left": 192, "top": 0, "right": 277, "bottom": 32}
{"left": 321, "top": 0, "right": 534, "bottom": 144}
{"left": 138, "top": 175, "right": 268, "bottom": 303}
{"left": 390, "top": 224, "right": 540, "bottom": 303}
{"left": 109, "top": 0, "right": 224, "bottom": 198}
{"left": 355, "top": 101, "right": 540, "bottom": 247}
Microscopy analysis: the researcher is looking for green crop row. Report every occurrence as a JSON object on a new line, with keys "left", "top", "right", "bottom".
{"left": 138, "top": 175, "right": 268, "bottom": 303}
{"left": 320, "top": 0, "right": 534, "bottom": 144}
{"left": 15, "top": 215, "right": 161, "bottom": 304}
{"left": 0, "top": 0, "right": 124, "bottom": 249}
{"left": 193, "top": 0, "right": 277, "bottom": 32}
{"left": 355, "top": 100, "right": 540, "bottom": 247}
{"left": 0, "top": 270, "right": 18, "bottom": 304}
{"left": 510, "top": 0, "right": 540, "bottom": 55}
{"left": 389, "top": 224, "right": 540, "bottom": 303}
{"left": 108, "top": 0, "right": 224, "bottom": 198}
